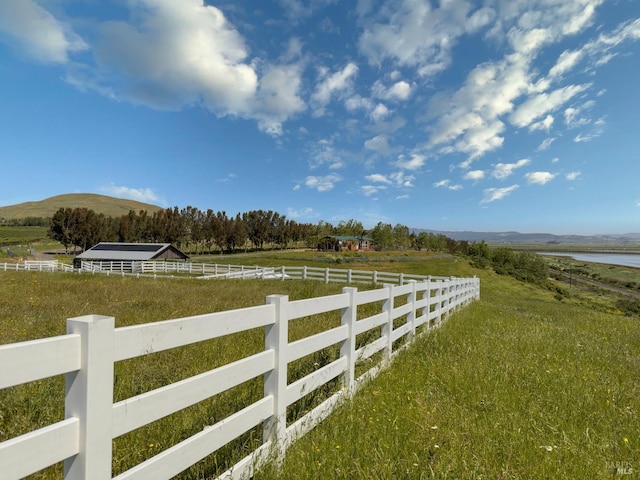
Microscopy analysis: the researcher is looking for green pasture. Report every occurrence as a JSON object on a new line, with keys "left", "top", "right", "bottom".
{"left": 0, "top": 252, "right": 638, "bottom": 479}
{"left": 0, "top": 226, "right": 49, "bottom": 248}
{"left": 257, "top": 265, "right": 640, "bottom": 479}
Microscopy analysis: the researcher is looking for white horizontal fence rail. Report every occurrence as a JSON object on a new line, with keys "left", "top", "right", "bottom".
{"left": 1, "top": 260, "right": 72, "bottom": 272}
{"left": 3, "top": 259, "right": 455, "bottom": 287}
{"left": 79, "top": 261, "right": 278, "bottom": 279}
{"left": 0, "top": 274, "right": 479, "bottom": 480}
{"left": 78, "top": 261, "right": 451, "bottom": 286}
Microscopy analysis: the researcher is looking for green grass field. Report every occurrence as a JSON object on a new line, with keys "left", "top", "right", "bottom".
{"left": 1, "top": 252, "right": 638, "bottom": 479}
{"left": 257, "top": 265, "right": 640, "bottom": 479}
{"left": 0, "top": 226, "right": 49, "bottom": 248}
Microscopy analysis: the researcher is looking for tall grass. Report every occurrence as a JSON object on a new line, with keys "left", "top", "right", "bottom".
{"left": 0, "top": 271, "right": 348, "bottom": 478}
{"left": 256, "top": 266, "right": 640, "bottom": 479}
{"left": 1, "top": 253, "right": 638, "bottom": 479}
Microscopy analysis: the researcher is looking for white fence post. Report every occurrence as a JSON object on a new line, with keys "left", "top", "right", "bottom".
{"left": 264, "top": 295, "right": 288, "bottom": 461}
{"left": 381, "top": 284, "right": 394, "bottom": 362}
{"left": 64, "top": 315, "right": 115, "bottom": 480}
{"left": 408, "top": 280, "right": 417, "bottom": 341}
{"left": 340, "top": 287, "right": 357, "bottom": 394}
{"left": 435, "top": 281, "right": 442, "bottom": 326}
{"left": 425, "top": 276, "right": 432, "bottom": 330}
{"left": 324, "top": 268, "right": 330, "bottom": 284}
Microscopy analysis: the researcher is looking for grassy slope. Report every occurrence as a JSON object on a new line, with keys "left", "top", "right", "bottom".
{"left": 0, "top": 193, "right": 163, "bottom": 219}
{"left": 256, "top": 259, "right": 640, "bottom": 479}
{"left": 1, "top": 252, "right": 638, "bottom": 479}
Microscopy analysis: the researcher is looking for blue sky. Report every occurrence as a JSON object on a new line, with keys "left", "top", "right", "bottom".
{"left": 0, "top": 0, "right": 639, "bottom": 235}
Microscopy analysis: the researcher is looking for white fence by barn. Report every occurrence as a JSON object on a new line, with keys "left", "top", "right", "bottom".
{"left": 0, "top": 267, "right": 479, "bottom": 480}
{"left": 1, "top": 260, "right": 73, "bottom": 272}
{"left": 2, "top": 260, "right": 454, "bottom": 285}
{"left": 77, "top": 260, "right": 457, "bottom": 285}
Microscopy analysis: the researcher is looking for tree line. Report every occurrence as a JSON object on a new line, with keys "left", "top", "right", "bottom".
{"left": 46, "top": 206, "right": 469, "bottom": 255}
{"left": 46, "top": 205, "right": 548, "bottom": 285}
{"left": 48, "top": 207, "right": 309, "bottom": 254}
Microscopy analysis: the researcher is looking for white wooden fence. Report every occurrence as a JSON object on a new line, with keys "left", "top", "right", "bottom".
{"left": 2, "top": 260, "right": 458, "bottom": 286}
{"left": 0, "top": 273, "right": 479, "bottom": 480}
{"left": 77, "top": 260, "right": 452, "bottom": 285}
{"left": 1, "top": 260, "right": 73, "bottom": 272}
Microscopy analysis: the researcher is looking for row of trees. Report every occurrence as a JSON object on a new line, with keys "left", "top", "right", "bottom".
{"left": 47, "top": 206, "right": 471, "bottom": 255}
{"left": 48, "top": 207, "right": 313, "bottom": 253}
{"left": 46, "top": 205, "right": 551, "bottom": 285}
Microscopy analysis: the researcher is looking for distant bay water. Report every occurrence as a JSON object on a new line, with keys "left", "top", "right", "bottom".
{"left": 538, "top": 252, "right": 640, "bottom": 269}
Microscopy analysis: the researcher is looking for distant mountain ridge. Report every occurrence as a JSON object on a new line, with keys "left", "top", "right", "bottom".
{"left": 0, "top": 194, "right": 163, "bottom": 220}
{"left": 413, "top": 229, "right": 640, "bottom": 245}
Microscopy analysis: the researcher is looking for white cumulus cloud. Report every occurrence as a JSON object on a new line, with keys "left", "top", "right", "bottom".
{"left": 464, "top": 170, "right": 485, "bottom": 181}
{"left": 0, "top": 0, "right": 87, "bottom": 64}
{"left": 529, "top": 114, "right": 554, "bottom": 132}
{"left": 22, "top": 0, "right": 307, "bottom": 135}
{"left": 393, "top": 153, "right": 427, "bottom": 170}
{"left": 303, "top": 174, "right": 343, "bottom": 192}
{"left": 510, "top": 84, "right": 590, "bottom": 128}
{"left": 92, "top": 0, "right": 260, "bottom": 114}
{"left": 433, "top": 179, "right": 462, "bottom": 190}
{"left": 365, "top": 173, "right": 393, "bottom": 184}
{"left": 372, "top": 79, "right": 412, "bottom": 101}
{"left": 358, "top": 0, "right": 493, "bottom": 77}
{"left": 481, "top": 185, "right": 519, "bottom": 203}
{"left": 361, "top": 185, "right": 386, "bottom": 197}
{"left": 312, "top": 62, "right": 359, "bottom": 110}
{"left": 525, "top": 171, "right": 557, "bottom": 185}
{"left": 364, "top": 135, "right": 394, "bottom": 155}
{"left": 492, "top": 159, "right": 531, "bottom": 179}
{"left": 287, "top": 207, "right": 316, "bottom": 219}
{"left": 537, "top": 137, "right": 556, "bottom": 151}
{"left": 100, "top": 184, "right": 161, "bottom": 203}
{"left": 370, "top": 103, "right": 391, "bottom": 122}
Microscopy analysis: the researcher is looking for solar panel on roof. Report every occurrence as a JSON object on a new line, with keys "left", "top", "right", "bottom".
{"left": 92, "top": 244, "right": 165, "bottom": 252}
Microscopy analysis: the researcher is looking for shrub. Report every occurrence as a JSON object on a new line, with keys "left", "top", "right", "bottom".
{"left": 616, "top": 297, "right": 640, "bottom": 316}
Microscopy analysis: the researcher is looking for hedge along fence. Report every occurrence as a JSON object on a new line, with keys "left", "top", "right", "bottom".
{"left": 0, "top": 275, "right": 480, "bottom": 480}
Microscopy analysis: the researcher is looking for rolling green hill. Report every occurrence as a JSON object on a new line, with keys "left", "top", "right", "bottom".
{"left": 0, "top": 193, "right": 164, "bottom": 220}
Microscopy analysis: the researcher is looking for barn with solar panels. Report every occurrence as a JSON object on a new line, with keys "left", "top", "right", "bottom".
{"left": 73, "top": 242, "right": 189, "bottom": 269}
